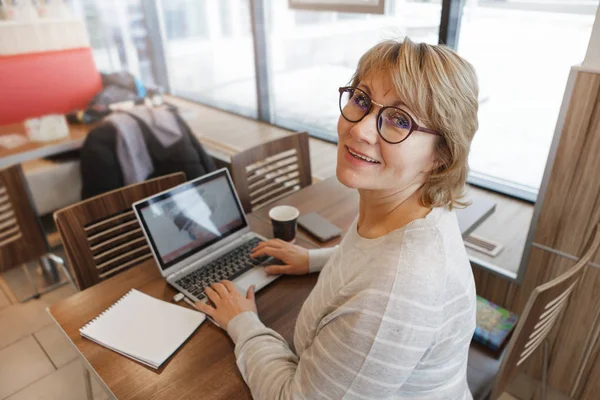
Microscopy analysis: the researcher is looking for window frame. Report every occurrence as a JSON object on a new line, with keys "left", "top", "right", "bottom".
{"left": 145, "top": 0, "right": 543, "bottom": 202}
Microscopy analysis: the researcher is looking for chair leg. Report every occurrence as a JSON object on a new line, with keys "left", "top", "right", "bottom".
{"left": 21, "top": 263, "right": 41, "bottom": 300}
{"left": 541, "top": 339, "right": 549, "bottom": 400}
{"left": 47, "top": 253, "right": 77, "bottom": 290}
{"left": 60, "top": 262, "right": 76, "bottom": 290}
{"left": 83, "top": 364, "right": 94, "bottom": 400}
{"left": 31, "top": 255, "right": 70, "bottom": 296}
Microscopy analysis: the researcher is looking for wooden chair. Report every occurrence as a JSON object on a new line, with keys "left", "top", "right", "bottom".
{"left": 486, "top": 223, "right": 600, "bottom": 400}
{"left": 0, "top": 164, "right": 70, "bottom": 300}
{"left": 230, "top": 132, "right": 312, "bottom": 213}
{"left": 54, "top": 172, "right": 186, "bottom": 291}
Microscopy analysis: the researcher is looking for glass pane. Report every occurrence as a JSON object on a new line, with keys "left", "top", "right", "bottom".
{"left": 458, "top": 0, "right": 599, "bottom": 193}
{"left": 68, "top": 0, "right": 157, "bottom": 85}
{"left": 265, "top": 0, "right": 442, "bottom": 140}
{"left": 159, "top": 0, "right": 257, "bottom": 118}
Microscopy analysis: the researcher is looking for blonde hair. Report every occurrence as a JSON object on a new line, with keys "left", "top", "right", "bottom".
{"left": 351, "top": 38, "right": 479, "bottom": 209}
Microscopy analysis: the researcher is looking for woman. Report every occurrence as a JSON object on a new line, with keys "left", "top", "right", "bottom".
{"left": 196, "top": 38, "right": 479, "bottom": 399}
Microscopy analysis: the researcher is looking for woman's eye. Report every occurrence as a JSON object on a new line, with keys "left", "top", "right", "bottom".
{"left": 392, "top": 114, "right": 410, "bottom": 128}
{"left": 352, "top": 94, "right": 369, "bottom": 110}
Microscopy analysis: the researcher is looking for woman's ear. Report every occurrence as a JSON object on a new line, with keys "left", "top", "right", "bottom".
{"left": 430, "top": 139, "right": 450, "bottom": 173}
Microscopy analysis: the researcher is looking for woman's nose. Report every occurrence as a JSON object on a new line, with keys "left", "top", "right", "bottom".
{"left": 349, "top": 112, "right": 378, "bottom": 145}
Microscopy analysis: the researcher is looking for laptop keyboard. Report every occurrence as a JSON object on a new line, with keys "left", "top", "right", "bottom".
{"left": 175, "top": 237, "right": 270, "bottom": 300}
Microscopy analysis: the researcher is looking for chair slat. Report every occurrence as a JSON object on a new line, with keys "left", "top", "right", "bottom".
{"left": 0, "top": 203, "right": 12, "bottom": 214}
{"left": 543, "top": 280, "right": 577, "bottom": 311}
{"left": 542, "top": 285, "right": 573, "bottom": 316}
{"left": 524, "top": 325, "right": 556, "bottom": 356}
{"left": 248, "top": 165, "right": 299, "bottom": 191}
{"left": 84, "top": 210, "right": 136, "bottom": 234}
{"left": 518, "top": 331, "right": 550, "bottom": 365}
{"left": 247, "top": 156, "right": 298, "bottom": 185}
{"left": 90, "top": 228, "right": 143, "bottom": 253}
{"left": 251, "top": 185, "right": 301, "bottom": 211}
{"left": 93, "top": 236, "right": 147, "bottom": 263}
{"left": 0, "top": 209, "right": 15, "bottom": 224}
{"left": 0, "top": 217, "right": 18, "bottom": 231}
{"left": 249, "top": 171, "right": 301, "bottom": 198}
{"left": 530, "top": 311, "right": 561, "bottom": 340}
{"left": 534, "top": 303, "right": 565, "bottom": 330}
{"left": 87, "top": 219, "right": 140, "bottom": 243}
{"left": 246, "top": 149, "right": 297, "bottom": 174}
{"left": 0, "top": 226, "right": 21, "bottom": 242}
{"left": 0, "top": 231, "right": 21, "bottom": 247}
{"left": 98, "top": 253, "right": 153, "bottom": 280}
{"left": 96, "top": 245, "right": 150, "bottom": 271}
{"left": 250, "top": 178, "right": 300, "bottom": 207}
{"left": 0, "top": 194, "right": 9, "bottom": 206}
{"left": 0, "top": 186, "right": 6, "bottom": 196}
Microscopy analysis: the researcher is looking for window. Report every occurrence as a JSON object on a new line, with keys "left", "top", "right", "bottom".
{"left": 71, "top": 0, "right": 599, "bottom": 201}
{"left": 69, "top": 0, "right": 157, "bottom": 85}
{"left": 457, "top": 0, "right": 599, "bottom": 199}
{"left": 264, "top": 0, "right": 443, "bottom": 140}
{"left": 158, "top": 0, "right": 258, "bottom": 118}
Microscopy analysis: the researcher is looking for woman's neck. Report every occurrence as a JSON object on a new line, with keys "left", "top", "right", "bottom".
{"left": 357, "top": 183, "right": 432, "bottom": 239}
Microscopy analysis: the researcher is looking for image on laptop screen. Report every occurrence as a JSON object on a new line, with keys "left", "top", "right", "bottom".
{"left": 137, "top": 173, "right": 246, "bottom": 270}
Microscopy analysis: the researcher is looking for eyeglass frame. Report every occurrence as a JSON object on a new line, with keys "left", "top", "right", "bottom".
{"left": 338, "top": 86, "right": 442, "bottom": 144}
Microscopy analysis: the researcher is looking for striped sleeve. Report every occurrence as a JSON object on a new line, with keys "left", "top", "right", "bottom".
{"left": 226, "top": 274, "right": 445, "bottom": 399}
{"left": 308, "top": 246, "right": 337, "bottom": 273}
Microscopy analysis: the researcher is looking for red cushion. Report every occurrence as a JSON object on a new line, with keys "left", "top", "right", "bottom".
{"left": 0, "top": 47, "right": 102, "bottom": 125}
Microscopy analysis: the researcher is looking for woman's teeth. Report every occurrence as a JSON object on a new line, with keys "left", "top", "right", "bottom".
{"left": 347, "top": 147, "right": 380, "bottom": 164}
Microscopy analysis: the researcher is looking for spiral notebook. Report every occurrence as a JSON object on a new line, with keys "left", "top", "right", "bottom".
{"left": 80, "top": 289, "right": 205, "bottom": 369}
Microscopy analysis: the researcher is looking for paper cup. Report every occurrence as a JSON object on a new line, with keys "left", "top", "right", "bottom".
{"left": 269, "top": 205, "right": 300, "bottom": 242}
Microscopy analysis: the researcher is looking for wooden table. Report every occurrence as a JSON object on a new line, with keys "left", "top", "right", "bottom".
{"left": 49, "top": 184, "right": 499, "bottom": 400}
{"left": 252, "top": 176, "right": 497, "bottom": 247}
{"left": 49, "top": 216, "right": 319, "bottom": 400}
{"left": 0, "top": 122, "right": 94, "bottom": 168}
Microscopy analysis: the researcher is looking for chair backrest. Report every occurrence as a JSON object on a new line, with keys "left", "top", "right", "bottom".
{"left": 230, "top": 132, "right": 312, "bottom": 213}
{"left": 490, "top": 224, "right": 600, "bottom": 399}
{"left": 54, "top": 172, "right": 186, "bottom": 290}
{"left": 0, "top": 164, "right": 48, "bottom": 271}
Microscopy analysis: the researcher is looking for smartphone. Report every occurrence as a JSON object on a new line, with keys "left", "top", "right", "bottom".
{"left": 297, "top": 213, "right": 342, "bottom": 242}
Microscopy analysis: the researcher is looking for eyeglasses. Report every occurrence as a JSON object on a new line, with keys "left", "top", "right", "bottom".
{"left": 338, "top": 86, "right": 441, "bottom": 144}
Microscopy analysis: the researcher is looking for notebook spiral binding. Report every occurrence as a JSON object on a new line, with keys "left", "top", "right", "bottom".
{"left": 80, "top": 289, "right": 135, "bottom": 332}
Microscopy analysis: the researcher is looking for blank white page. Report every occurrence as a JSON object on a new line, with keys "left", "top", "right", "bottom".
{"left": 80, "top": 289, "right": 205, "bottom": 368}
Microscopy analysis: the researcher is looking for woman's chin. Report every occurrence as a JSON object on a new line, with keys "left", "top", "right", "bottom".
{"left": 336, "top": 165, "right": 367, "bottom": 189}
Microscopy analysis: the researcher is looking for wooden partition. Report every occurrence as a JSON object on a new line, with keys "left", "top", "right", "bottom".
{"left": 474, "top": 68, "right": 600, "bottom": 399}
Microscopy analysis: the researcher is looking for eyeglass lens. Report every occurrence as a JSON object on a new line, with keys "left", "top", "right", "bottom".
{"left": 339, "top": 87, "right": 413, "bottom": 143}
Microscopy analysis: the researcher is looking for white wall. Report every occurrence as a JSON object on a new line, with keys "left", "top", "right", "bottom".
{"left": 583, "top": 5, "right": 600, "bottom": 69}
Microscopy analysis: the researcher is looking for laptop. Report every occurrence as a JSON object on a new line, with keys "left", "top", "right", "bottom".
{"left": 132, "top": 168, "right": 280, "bottom": 304}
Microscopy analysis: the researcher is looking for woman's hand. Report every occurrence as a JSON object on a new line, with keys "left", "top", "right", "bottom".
{"left": 251, "top": 239, "right": 309, "bottom": 275}
{"left": 195, "top": 280, "right": 257, "bottom": 329}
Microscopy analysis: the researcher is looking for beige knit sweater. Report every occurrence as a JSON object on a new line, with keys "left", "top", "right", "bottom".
{"left": 227, "top": 207, "right": 476, "bottom": 399}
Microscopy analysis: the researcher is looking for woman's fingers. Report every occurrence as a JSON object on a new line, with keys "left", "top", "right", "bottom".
{"left": 252, "top": 239, "right": 284, "bottom": 253}
{"left": 246, "top": 284, "right": 256, "bottom": 301}
{"left": 274, "top": 239, "right": 288, "bottom": 247}
{"left": 211, "top": 282, "right": 228, "bottom": 298}
{"left": 195, "top": 301, "right": 215, "bottom": 316}
{"left": 204, "top": 286, "right": 220, "bottom": 304}
{"left": 221, "top": 280, "right": 240, "bottom": 296}
{"left": 251, "top": 246, "right": 285, "bottom": 260}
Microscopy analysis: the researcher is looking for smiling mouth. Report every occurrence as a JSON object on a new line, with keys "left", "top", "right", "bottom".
{"left": 346, "top": 146, "right": 380, "bottom": 164}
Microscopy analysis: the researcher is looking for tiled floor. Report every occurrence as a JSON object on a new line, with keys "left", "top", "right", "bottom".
{"left": 0, "top": 278, "right": 107, "bottom": 400}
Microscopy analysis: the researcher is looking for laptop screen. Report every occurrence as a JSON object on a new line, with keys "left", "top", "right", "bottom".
{"left": 135, "top": 170, "right": 247, "bottom": 271}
